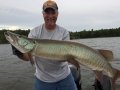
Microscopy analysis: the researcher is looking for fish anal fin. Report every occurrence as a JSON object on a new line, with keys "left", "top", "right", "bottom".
{"left": 28, "top": 53, "right": 34, "bottom": 66}
{"left": 93, "top": 70, "right": 103, "bottom": 84}
{"left": 111, "top": 69, "right": 120, "bottom": 90}
{"left": 111, "top": 79, "right": 116, "bottom": 90}
{"left": 98, "top": 49, "right": 113, "bottom": 62}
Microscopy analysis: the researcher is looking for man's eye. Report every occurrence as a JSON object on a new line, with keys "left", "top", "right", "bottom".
{"left": 45, "top": 12, "right": 49, "bottom": 14}
{"left": 51, "top": 12, "right": 56, "bottom": 15}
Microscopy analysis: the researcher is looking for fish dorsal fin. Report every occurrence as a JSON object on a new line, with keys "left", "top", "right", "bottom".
{"left": 98, "top": 49, "right": 113, "bottom": 62}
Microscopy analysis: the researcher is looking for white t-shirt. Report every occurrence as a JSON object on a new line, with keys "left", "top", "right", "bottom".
{"left": 28, "top": 24, "right": 70, "bottom": 82}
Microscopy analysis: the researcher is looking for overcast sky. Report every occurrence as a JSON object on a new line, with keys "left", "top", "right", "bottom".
{"left": 0, "top": 0, "right": 120, "bottom": 32}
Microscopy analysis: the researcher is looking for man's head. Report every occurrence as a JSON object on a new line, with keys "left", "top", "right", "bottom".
{"left": 43, "top": 0, "right": 58, "bottom": 11}
{"left": 42, "top": 0, "right": 58, "bottom": 29}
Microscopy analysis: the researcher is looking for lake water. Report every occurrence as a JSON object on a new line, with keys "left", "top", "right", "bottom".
{"left": 0, "top": 37, "right": 120, "bottom": 90}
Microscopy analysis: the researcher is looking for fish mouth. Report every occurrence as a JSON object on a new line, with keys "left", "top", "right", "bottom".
{"left": 4, "top": 32, "right": 10, "bottom": 40}
{"left": 4, "top": 32, "right": 10, "bottom": 37}
{"left": 4, "top": 31, "right": 16, "bottom": 42}
{"left": 4, "top": 31, "right": 12, "bottom": 37}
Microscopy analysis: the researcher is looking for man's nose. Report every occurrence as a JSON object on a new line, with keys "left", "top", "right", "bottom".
{"left": 48, "top": 13, "right": 54, "bottom": 18}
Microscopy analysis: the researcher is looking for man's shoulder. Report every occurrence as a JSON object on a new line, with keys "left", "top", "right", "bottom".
{"left": 32, "top": 24, "right": 43, "bottom": 31}
{"left": 57, "top": 25, "right": 68, "bottom": 32}
{"left": 28, "top": 24, "right": 43, "bottom": 38}
{"left": 57, "top": 25, "right": 66, "bottom": 30}
{"left": 29, "top": 24, "right": 43, "bottom": 34}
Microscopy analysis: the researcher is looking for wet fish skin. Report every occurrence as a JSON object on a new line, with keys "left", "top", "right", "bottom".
{"left": 4, "top": 31, "right": 120, "bottom": 90}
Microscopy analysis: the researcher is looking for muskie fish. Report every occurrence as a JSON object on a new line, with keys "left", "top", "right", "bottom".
{"left": 4, "top": 31, "right": 120, "bottom": 90}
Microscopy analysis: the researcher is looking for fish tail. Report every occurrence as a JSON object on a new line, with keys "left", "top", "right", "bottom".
{"left": 111, "top": 69, "right": 120, "bottom": 90}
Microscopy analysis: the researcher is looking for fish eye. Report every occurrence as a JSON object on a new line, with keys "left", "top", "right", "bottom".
{"left": 17, "top": 35, "right": 22, "bottom": 38}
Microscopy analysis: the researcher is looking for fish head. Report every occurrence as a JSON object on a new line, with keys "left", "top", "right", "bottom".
{"left": 4, "top": 31, "right": 35, "bottom": 53}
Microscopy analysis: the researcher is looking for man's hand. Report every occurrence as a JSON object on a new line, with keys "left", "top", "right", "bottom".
{"left": 67, "top": 59, "right": 80, "bottom": 69}
{"left": 60, "top": 59, "right": 80, "bottom": 69}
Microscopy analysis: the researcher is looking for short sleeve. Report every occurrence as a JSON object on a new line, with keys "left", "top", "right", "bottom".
{"left": 28, "top": 28, "right": 36, "bottom": 38}
{"left": 62, "top": 30, "right": 70, "bottom": 41}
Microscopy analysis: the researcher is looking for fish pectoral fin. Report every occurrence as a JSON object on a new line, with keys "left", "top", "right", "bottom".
{"left": 67, "top": 58, "right": 80, "bottom": 69}
{"left": 93, "top": 70, "right": 103, "bottom": 84}
{"left": 28, "top": 53, "right": 34, "bottom": 66}
{"left": 98, "top": 49, "right": 114, "bottom": 62}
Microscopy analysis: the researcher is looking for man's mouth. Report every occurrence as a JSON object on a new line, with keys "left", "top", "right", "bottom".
{"left": 47, "top": 18, "right": 55, "bottom": 20}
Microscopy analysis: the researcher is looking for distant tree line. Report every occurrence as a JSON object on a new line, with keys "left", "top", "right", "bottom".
{"left": 0, "top": 27, "right": 120, "bottom": 44}
{"left": 70, "top": 27, "right": 120, "bottom": 39}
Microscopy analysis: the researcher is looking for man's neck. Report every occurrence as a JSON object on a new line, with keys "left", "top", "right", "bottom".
{"left": 45, "top": 24, "right": 56, "bottom": 31}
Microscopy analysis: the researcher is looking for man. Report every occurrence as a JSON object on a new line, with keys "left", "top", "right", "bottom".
{"left": 13, "top": 0, "right": 78, "bottom": 90}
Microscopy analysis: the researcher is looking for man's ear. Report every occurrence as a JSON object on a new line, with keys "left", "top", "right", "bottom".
{"left": 42, "top": 11, "right": 44, "bottom": 14}
{"left": 56, "top": 11, "right": 59, "bottom": 16}
{"left": 42, "top": 11, "right": 45, "bottom": 16}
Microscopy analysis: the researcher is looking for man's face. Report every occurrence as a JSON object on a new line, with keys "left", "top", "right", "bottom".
{"left": 42, "top": 8, "right": 58, "bottom": 27}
